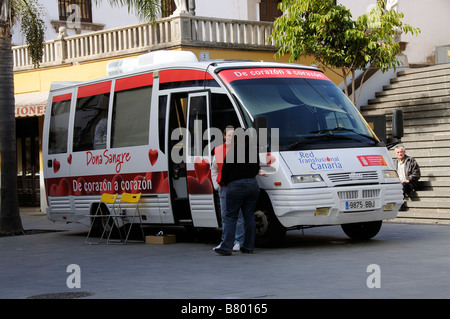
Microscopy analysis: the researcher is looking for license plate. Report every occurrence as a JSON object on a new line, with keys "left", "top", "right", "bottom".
{"left": 345, "top": 200, "right": 376, "bottom": 211}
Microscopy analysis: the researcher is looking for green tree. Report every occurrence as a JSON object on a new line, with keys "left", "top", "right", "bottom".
{"left": 0, "top": 0, "right": 160, "bottom": 236}
{"left": 270, "top": 0, "right": 420, "bottom": 105}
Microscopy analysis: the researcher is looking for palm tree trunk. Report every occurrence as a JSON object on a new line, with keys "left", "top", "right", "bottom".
{"left": 0, "top": 21, "right": 24, "bottom": 235}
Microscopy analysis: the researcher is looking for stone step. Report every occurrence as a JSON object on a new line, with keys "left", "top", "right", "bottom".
{"left": 418, "top": 170, "right": 450, "bottom": 180}
{"left": 413, "top": 189, "right": 450, "bottom": 199}
{"left": 414, "top": 192, "right": 449, "bottom": 201}
{"left": 362, "top": 102, "right": 450, "bottom": 116}
{"left": 404, "top": 150, "right": 450, "bottom": 162}
{"left": 403, "top": 109, "right": 450, "bottom": 121}
{"left": 399, "top": 206, "right": 450, "bottom": 214}
{"left": 403, "top": 115, "right": 450, "bottom": 128}
{"left": 400, "top": 132, "right": 450, "bottom": 142}
{"left": 368, "top": 87, "right": 450, "bottom": 104}
{"left": 395, "top": 208, "right": 450, "bottom": 221}
{"left": 389, "top": 156, "right": 450, "bottom": 170}
{"left": 396, "top": 139, "right": 450, "bottom": 150}
{"left": 400, "top": 123, "right": 450, "bottom": 135}
{"left": 360, "top": 64, "right": 450, "bottom": 224}
{"left": 403, "top": 198, "right": 450, "bottom": 209}
{"left": 383, "top": 73, "right": 450, "bottom": 91}
{"left": 376, "top": 81, "right": 450, "bottom": 98}
{"left": 363, "top": 95, "right": 450, "bottom": 110}
{"left": 396, "top": 158, "right": 447, "bottom": 169}
{"left": 377, "top": 107, "right": 450, "bottom": 125}
{"left": 398, "top": 206, "right": 450, "bottom": 213}
{"left": 395, "top": 63, "right": 450, "bottom": 79}
{"left": 409, "top": 180, "right": 450, "bottom": 187}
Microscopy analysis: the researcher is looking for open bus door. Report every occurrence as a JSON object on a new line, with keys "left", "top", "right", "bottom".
{"left": 186, "top": 91, "right": 219, "bottom": 227}
{"left": 168, "top": 91, "right": 219, "bottom": 228}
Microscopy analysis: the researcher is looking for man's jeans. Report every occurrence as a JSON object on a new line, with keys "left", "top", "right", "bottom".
{"left": 219, "top": 187, "right": 244, "bottom": 245}
{"left": 402, "top": 182, "right": 413, "bottom": 198}
{"left": 220, "top": 178, "right": 260, "bottom": 252}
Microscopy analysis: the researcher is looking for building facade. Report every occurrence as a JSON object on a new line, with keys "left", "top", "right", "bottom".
{"left": 15, "top": 0, "right": 447, "bottom": 212}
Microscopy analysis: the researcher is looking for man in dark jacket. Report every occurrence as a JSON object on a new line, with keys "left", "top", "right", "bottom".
{"left": 213, "top": 130, "right": 265, "bottom": 255}
{"left": 394, "top": 145, "right": 421, "bottom": 209}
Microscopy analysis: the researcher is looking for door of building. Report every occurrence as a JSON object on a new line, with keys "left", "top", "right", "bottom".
{"left": 16, "top": 117, "right": 40, "bottom": 207}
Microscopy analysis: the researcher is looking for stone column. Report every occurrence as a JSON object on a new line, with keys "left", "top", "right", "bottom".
{"left": 54, "top": 26, "right": 68, "bottom": 63}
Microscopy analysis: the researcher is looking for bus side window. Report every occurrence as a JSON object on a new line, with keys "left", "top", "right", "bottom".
{"left": 188, "top": 95, "right": 208, "bottom": 157}
{"left": 48, "top": 99, "right": 71, "bottom": 154}
{"left": 210, "top": 93, "right": 241, "bottom": 133}
{"left": 159, "top": 95, "right": 167, "bottom": 154}
{"left": 111, "top": 86, "right": 152, "bottom": 148}
{"left": 73, "top": 94, "right": 110, "bottom": 152}
{"left": 168, "top": 93, "right": 188, "bottom": 162}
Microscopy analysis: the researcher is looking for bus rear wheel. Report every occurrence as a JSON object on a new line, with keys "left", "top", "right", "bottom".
{"left": 341, "top": 220, "right": 382, "bottom": 240}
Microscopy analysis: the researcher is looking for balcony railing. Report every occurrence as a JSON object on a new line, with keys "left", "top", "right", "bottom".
{"left": 13, "top": 14, "right": 276, "bottom": 71}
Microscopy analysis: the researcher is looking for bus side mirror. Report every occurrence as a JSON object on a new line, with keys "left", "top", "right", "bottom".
{"left": 387, "top": 109, "right": 404, "bottom": 149}
{"left": 392, "top": 109, "right": 404, "bottom": 139}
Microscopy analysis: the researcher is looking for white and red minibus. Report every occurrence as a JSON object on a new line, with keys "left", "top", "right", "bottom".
{"left": 43, "top": 50, "right": 403, "bottom": 245}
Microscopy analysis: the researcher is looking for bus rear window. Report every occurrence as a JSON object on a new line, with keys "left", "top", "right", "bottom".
{"left": 48, "top": 99, "right": 71, "bottom": 154}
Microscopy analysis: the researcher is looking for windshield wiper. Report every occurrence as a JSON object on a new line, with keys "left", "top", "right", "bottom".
{"left": 284, "top": 127, "right": 380, "bottom": 150}
{"left": 286, "top": 139, "right": 316, "bottom": 150}
{"left": 285, "top": 134, "right": 351, "bottom": 150}
{"left": 310, "top": 127, "right": 380, "bottom": 144}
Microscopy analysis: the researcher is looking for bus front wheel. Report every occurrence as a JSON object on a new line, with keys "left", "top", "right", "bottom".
{"left": 341, "top": 220, "right": 382, "bottom": 240}
{"left": 254, "top": 208, "right": 286, "bottom": 247}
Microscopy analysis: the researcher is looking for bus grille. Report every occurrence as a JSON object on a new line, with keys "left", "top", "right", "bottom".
{"left": 328, "top": 171, "right": 378, "bottom": 184}
{"left": 338, "top": 189, "right": 381, "bottom": 200}
{"left": 362, "top": 189, "right": 380, "bottom": 198}
{"left": 337, "top": 190, "right": 358, "bottom": 200}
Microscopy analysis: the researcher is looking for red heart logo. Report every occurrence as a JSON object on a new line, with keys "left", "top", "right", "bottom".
{"left": 158, "top": 177, "right": 170, "bottom": 193}
{"left": 53, "top": 159, "right": 60, "bottom": 173}
{"left": 266, "top": 153, "right": 276, "bottom": 165}
{"left": 187, "top": 175, "right": 213, "bottom": 194}
{"left": 194, "top": 157, "right": 210, "bottom": 184}
{"left": 58, "top": 178, "right": 71, "bottom": 196}
{"left": 67, "top": 154, "right": 72, "bottom": 164}
{"left": 148, "top": 149, "right": 158, "bottom": 166}
{"left": 49, "top": 178, "right": 71, "bottom": 196}
{"left": 132, "top": 175, "right": 145, "bottom": 194}
{"left": 145, "top": 171, "right": 164, "bottom": 193}
{"left": 49, "top": 184, "right": 58, "bottom": 196}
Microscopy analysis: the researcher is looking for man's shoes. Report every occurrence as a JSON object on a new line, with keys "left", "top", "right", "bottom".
{"left": 233, "top": 243, "right": 241, "bottom": 252}
{"left": 213, "top": 247, "right": 232, "bottom": 256}
{"left": 240, "top": 247, "right": 254, "bottom": 254}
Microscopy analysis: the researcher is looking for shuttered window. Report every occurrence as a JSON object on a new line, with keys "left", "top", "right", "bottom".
{"left": 58, "top": 0, "right": 93, "bottom": 23}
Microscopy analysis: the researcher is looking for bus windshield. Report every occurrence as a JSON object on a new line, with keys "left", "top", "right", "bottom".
{"left": 226, "top": 75, "right": 378, "bottom": 151}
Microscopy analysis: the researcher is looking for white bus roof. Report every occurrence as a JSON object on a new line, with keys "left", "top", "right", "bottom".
{"left": 48, "top": 50, "right": 320, "bottom": 92}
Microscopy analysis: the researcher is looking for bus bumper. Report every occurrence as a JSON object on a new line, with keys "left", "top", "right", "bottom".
{"left": 267, "top": 183, "right": 403, "bottom": 228}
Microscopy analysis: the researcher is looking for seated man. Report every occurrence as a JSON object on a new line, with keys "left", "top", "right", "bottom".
{"left": 394, "top": 145, "right": 421, "bottom": 210}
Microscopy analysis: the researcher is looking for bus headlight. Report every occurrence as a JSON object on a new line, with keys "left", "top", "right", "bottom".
{"left": 291, "top": 174, "right": 324, "bottom": 183}
{"left": 383, "top": 170, "right": 399, "bottom": 179}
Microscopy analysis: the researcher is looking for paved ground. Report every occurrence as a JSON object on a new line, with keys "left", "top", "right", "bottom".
{"left": 2, "top": 207, "right": 450, "bottom": 304}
